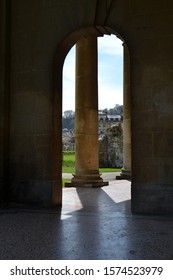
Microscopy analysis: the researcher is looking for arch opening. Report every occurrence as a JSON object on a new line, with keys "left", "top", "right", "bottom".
{"left": 53, "top": 26, "right": 131, "bottom": 205}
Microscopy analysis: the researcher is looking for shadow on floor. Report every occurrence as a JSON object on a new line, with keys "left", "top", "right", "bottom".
{"left": 0, "top": 181, "right": 173, "bottom": 260}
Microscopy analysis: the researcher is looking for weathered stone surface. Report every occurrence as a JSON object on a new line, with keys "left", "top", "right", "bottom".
{"left": 99, "top": 123, "right": 123, "bottom": 168}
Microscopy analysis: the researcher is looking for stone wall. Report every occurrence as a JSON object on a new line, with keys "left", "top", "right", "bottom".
{"left": 99, "top": 123, "right": 123, "bottom": 168}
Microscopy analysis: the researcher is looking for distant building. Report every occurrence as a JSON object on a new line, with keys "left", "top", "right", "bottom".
{"left": 98, "top": 112, "right": 121, "bottom": 122}
{"left": 98, "top": 111, "right": 122, "bottom": 135}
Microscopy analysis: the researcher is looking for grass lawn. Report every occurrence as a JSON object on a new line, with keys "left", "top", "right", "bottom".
{"left": 62, "top": 151, "right": 121, "bottom": 174}
{"left": 62, "top": 166, "right": 75, "bottom": 173}
{"left": 62, "top": 178, "right": 71, "bottom": 187}
{"left": 62, "top": 166, "right": 121, "bottom": 173}
{"left": 62, "top": 152, "right": 75, "bottom": 167}
{"left": 100, "top": 167, "right": 121, "bottom": 172}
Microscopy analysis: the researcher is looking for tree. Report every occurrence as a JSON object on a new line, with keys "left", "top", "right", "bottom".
{"left": 62, "top": 110, "right": 75, "bottom": 129}
{"left": 114, "top": 104, "right": 123, "bottom": 115}
{"left": 63, "top": 110, "right": 75, "bottom": 119}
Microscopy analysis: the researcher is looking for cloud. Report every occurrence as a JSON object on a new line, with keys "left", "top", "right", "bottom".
{"left": 63, "top": 46, "right": 75, "bottom": 82}
{"left": 98, "top": 55, "right": 123, "bottom": 85}
{"left": 98, "top": 35, "right": 123, "bottom": 56}
{"left": 98, "top": 35, "right": 123, "bottom": 108}
{"left": 63, "top": 46, "right": 75, "bottom": 111}
{"left": 98, "top": 85, "right": 123, "bottom": 110}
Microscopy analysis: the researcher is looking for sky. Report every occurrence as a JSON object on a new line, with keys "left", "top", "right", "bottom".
{"left": 62, "top": 35, "right": 123, "bottom": 112}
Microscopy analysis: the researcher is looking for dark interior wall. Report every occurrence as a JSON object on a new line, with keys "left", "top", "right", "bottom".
{"left": 0, "top": 0, "right": 11, "bottom": 203}
{"left": 130, "top": 1, "right": 173, "bottom": 214}
{"left": 0, "top": 0, "right": 6, "bottom": 201}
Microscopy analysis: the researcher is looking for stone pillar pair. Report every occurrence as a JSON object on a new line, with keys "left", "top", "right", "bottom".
{"left": 65, "top": 37, "right": 108, "bottom": 188}
{"left": 66, "top": 38, "right": 131, "bottom": 187}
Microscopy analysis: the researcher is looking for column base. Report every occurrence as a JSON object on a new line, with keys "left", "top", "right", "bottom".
{"left": 65, "top": 170, "right": 109, "bottom": 188}
{"left": 116, "top": 168, "right": 131, "bottom": 180}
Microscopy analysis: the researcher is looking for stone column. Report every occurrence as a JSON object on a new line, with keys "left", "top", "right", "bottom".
{"left": 65, "top": 36, "right": 108, "bottom": 188}
{"left": 120, "top": 44, "right": 131, "bottom": 179}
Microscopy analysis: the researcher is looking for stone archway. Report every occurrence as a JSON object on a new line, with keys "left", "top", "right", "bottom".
{"left": 53, "top": 26, "right": 131, "bottom": 202}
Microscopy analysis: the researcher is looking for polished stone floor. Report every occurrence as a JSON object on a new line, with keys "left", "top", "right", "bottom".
{"left": 0, "top": 176, "right": 173, "bottom": 260}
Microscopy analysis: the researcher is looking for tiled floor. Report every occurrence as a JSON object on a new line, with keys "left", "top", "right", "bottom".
{"left": 0, "top": 178, "right": 173, "bottom": 260}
